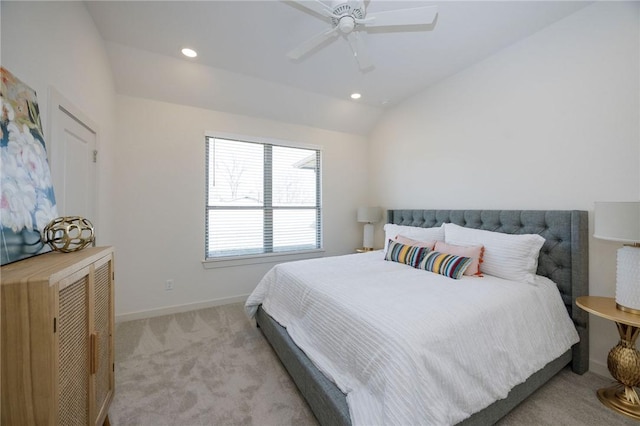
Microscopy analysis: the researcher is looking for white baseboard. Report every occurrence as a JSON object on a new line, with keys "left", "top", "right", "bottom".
{"left": 588, "top": 359, "right": 610, "bottom": 379}
{"left": 115, "top": 294, "right": 249, "bottom": 323}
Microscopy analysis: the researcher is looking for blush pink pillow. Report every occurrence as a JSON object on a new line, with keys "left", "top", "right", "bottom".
{"left": 394, "top": 235, "right": 436, "bottom": 250}
{"left": 434, "top": 241, "right": 484, "bottom": 276}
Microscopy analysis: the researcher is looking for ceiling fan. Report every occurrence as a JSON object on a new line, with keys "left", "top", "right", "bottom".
{"left": 287, "top": 0, "right": 439, "bottom": 71}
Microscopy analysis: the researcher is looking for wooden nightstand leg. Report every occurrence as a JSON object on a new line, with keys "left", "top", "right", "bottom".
{"left": 598, "top": 322, "right": 640, "bottom": 420}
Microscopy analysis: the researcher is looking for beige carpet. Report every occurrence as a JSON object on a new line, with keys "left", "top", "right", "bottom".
{"left": 109, "top": 303, "right": 637, "bottom": 425}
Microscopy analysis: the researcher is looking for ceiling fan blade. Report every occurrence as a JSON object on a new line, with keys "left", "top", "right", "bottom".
{"left": 347, "top": 32, "right": 374, "bottom": 71}
{"left": 289, "top": 0, "right": 335, "bottom": 18}
{"left": 362, "top": 5, "right": 438, "bottom": 28}
{"left": 287, "top": 26, "right": 339, "bottom": 60}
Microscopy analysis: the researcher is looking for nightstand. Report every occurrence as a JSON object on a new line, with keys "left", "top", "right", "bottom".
{"left": 576, "top": 296, "right": 640, "bottom": 420}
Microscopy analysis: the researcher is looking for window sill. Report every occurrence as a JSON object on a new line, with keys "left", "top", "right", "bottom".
{"left": 202, "top": 249, "right": 325, "bottom": 269}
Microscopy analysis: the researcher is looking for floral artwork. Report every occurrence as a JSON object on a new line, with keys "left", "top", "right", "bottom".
{"left": 1, "top": 67, "right": 58, "bottom": 265}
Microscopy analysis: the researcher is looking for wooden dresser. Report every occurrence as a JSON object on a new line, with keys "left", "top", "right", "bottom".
{"left": 1, "top": 246, "right": 115, "bottom": 425}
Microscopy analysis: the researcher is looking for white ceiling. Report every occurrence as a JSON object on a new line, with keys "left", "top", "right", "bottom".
{"left": 85, "top": 0, "right": 592, "bottom": 135}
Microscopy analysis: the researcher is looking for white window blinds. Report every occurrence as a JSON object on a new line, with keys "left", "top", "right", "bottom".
{"left": 205, "top": 136, "right": 322, "bottom": 259}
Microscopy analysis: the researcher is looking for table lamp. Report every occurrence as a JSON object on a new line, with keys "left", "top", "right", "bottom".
{"left": 357, "top": 207, "right": 381, "bottom": 250}
{"left": 594, "top": 201, "right": 640, "bottom": 314}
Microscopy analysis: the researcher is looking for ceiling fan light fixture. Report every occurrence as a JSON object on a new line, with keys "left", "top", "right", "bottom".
{"left": 350, "top": 93, "right": 362, "bottom": 100}
{"left": 338, "top": 16, "right": 356, "bottom": 34}
{"left": 181, "top": 48, "right": 198, "bottom": 58}
{"left": 287, "top": 1, "right": 438, "bottom": 71}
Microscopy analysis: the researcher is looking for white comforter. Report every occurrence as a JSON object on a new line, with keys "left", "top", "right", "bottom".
{"left": 245, "top": 251, "right": 579, "bottom": 426}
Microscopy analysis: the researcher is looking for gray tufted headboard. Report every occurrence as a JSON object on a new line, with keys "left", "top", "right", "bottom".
{"left": 388, "top": 209, "right": 589, "bottom": 374}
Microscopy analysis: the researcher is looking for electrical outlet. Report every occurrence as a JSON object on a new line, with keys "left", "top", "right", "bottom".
{"left": 165, "top": 279, "right": 174, "bottom": 291}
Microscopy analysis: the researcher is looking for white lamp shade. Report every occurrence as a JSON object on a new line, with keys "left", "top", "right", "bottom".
{"left": 594, "top": 201, "right": 640, "bottom": 243}
{"left": 357, "top": 207, "right": 382, "bottom": 223}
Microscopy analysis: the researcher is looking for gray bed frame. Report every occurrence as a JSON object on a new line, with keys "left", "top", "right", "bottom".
{"left": 256, "top": 209, "right": 589, "bottom": 425}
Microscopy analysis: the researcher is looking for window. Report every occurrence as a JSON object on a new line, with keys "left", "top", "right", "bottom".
{"left": 205, "top": 135, "right": 322, "bottom": 260}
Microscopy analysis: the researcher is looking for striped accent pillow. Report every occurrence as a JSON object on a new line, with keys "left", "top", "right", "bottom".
{"left": 384, "top": 240, "right": 430, "bottom": 268}
{"left": 418, "top": 250, "right": 473, "bottom": 279}
{"left": 434, "top": 241, "right": 484, "bottom": 276}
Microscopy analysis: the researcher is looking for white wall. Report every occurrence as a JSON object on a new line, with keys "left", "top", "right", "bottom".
{"left": 368, "top": 2, "right": 640, "bottom": 376}
{"left": 113, "top": 95, "right": 368, "bottom": 318}
{"left": 1, "top": 1, "right": 117, "bottom": 245}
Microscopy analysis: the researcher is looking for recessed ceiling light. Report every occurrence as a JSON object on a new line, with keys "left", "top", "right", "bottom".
{"left": 181, "top": 48, "right": 198, "bottom": 58}
{"left": 350, "top": 93, "right": 361, "bottom": 100}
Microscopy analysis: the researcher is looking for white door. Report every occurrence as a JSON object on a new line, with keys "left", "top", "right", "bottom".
{"left": 48, "top": 91, "right": 98, "bottom": 226}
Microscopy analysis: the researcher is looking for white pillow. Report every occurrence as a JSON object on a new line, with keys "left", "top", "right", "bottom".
{"left": 383, "top": 223, "right": 445, "bottom": 254}
{"left": 443, "top": 223, "right": 545, "bottom": 283}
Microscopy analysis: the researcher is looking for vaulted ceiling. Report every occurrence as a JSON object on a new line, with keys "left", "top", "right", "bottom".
{"left": 86, "top": 1, "right": 591, "bottom": 135}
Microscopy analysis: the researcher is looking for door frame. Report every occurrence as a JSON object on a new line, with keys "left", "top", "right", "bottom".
{"left": 46, "top": 87, "right": 100, "bottom": 234}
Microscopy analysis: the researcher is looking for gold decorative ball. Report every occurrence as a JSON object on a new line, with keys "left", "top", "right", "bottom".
{"left": 42, "top": 216, "right": 95, "bottom": 253}
{"left": 608, "top": 341, "right": 640, "bottom": 387}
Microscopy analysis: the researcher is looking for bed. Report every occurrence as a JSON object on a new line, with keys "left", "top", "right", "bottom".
{"left": 246, "top": 209, "right": 589, "bottom": 425}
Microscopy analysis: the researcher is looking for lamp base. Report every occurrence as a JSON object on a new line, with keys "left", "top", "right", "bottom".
{"left": 617, "top": 303, "right": 640, "bottom": 316}
{"left": 616, "top": 246, "right": 640, "bottom": 314}
{"left": 362, "top": 223, "right": 375, "bottom": 250}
